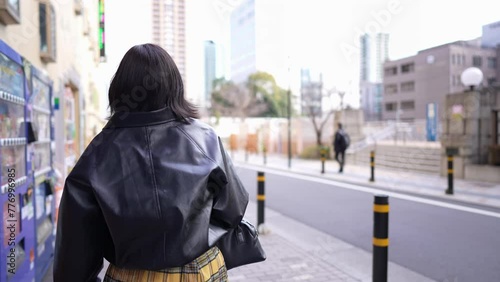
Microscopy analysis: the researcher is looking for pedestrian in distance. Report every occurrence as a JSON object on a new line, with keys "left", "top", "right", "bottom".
{"left": 333, "top": 122, "right": 350, "bottom": 173}
{"left": 53, "top": 44, "right": 251, "bottom": 282}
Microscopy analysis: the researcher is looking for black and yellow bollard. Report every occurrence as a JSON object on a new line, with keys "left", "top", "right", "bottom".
{"left": 373, "top": 195, "right": 389, "bottom": 282}
{"left": 257, "top": 171, "right": 265, "bottom": 227}
{"left": 445, "top": 155, "right": 454, "bottom": 195}
{"left": 369, "top": 151, "right": 375, "bottom": 182}
{"left": 320, "top": 148, "right": 326, "bottom": 174}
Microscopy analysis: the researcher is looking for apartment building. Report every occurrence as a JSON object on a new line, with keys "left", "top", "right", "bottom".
{"left": 152, "top": 0, "right": 186, "bottom": 83}
{"left": 382, "top": 40, "right": 498, "bottom": 121}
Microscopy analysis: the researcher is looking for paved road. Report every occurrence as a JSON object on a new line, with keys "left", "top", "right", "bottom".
{"left": 235, "top": 166, "right": 500, "bottom": 282}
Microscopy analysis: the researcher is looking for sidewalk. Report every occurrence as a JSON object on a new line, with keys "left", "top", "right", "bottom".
{"left": 43, "top": 201, "right": 434, "bottom": 282}
{"left": 227, "top": 202, "right": 434, "bottom": 282}
{"left": 232, "top": 151, "right": 500, "bottom": 209}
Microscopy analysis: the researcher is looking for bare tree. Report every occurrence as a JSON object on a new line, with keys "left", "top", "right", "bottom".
{"left": 302, "top": 85, "right": 336, "bottom": 146}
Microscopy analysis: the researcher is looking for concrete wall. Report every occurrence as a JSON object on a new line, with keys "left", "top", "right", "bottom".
{"left": 213, "top": 114, "right": 337, "bottom": 156}
{"left": 465, "top": 164, "right": 500, "bottom": 183}
{"left": 212, "top": 109, "right": 365, "bottom": 157}
{"left": 441, "top": 88, "right": 500, "bottom": 181}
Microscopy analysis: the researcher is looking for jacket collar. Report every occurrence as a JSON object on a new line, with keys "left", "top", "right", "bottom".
{"left": 104, "top": 107, "right": 177, "bottom": 129}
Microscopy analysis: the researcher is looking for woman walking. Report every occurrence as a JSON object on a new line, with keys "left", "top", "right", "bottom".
{"left": 54, "top": 44, "right": 249, "bottom": 282}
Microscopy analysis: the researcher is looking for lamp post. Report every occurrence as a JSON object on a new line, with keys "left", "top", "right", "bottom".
{"left": 461, "top": 67, "right": 483, "bottom": 91}
{"left": 461, "top": 67, "right": 484, "bottom": 164}
{"left": 338, "top": 91, "right": 345, "bottom": 110}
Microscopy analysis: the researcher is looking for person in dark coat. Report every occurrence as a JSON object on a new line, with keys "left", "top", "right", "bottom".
{"left": 333, "top": 122, "right": 349, "bottom": 173}
{"left": 53, "top": 44, "right": 249, "bottom": 282}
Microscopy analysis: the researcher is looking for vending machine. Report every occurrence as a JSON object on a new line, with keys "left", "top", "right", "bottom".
{"left": 0, "top": 40, "right": 35, "bottom": 282}
{"left": 26, "top": 62, "right": 55, "bottom": 282}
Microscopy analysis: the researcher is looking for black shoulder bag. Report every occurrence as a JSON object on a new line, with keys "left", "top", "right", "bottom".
{"left": 209, "top": 139, "right": 266, "bottom": 270}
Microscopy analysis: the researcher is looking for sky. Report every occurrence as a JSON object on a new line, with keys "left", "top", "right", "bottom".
{"left": 98, "top": 0, "right": 500, "bottom": 115}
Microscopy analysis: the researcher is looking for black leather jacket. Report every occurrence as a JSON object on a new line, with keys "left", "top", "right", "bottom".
{"left": 53, "top": 107, "right": 249, "bottom": 282}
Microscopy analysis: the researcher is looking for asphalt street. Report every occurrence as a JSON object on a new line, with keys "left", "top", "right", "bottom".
{"left": 234, "top": 165, "right": 500, "bottom": 282}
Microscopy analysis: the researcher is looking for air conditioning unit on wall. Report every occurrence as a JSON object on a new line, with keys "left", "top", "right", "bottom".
{"left": 0, "top": 0, "right": 20, "bottom": 25}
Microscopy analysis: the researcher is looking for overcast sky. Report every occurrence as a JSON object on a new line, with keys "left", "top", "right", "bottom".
{"left": 99, "top": 0, "right": 500, "bottom": 113}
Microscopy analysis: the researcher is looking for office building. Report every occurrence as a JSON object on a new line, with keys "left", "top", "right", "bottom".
{"left": 301, "top": 68, "right": 323, "bottom": 116}
{"left": 382, "top": 40, "right": 498, "bottom": 121}
{"left": 152, "top": 0, "right": 186, "bottom": 82}
{"left": 230, "top": 0, "right": 287, "bottom": 85}
{"left": 359, "top": 33, "right": 389, "bottom": 121}
{"left": 204, "top": 40, "right": 216, "bottom": 108}
{"left": 482, "top": 20, "right": 500, "bottom": 48}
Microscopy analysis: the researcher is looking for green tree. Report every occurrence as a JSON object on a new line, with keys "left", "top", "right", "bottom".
{"left": 246, "top": 71, "right": 289, "bottom": 118}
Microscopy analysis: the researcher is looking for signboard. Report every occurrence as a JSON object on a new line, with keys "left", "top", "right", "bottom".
{"left": 426, "top": 103, "right": 438, "bottom": 141}
{"left": 98, "top": 0, "right": 105, "bottom": 60}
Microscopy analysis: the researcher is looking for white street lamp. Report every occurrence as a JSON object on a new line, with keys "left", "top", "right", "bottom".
{"left": 461, "top": 67, "right": 483, "bottom": 91}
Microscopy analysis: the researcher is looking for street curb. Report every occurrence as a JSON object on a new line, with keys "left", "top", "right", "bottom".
{"left": 235, "top": 160, "right": 500, "bottom": 211}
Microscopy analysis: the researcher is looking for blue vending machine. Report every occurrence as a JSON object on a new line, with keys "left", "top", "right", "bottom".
{"left": 0, "top": 40, "right": 36, "bottom": 282}
{"left": 25, "top": 61, "right": 55, "bottom": 282}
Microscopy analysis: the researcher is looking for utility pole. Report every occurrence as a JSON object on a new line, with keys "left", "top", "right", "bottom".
{"left": 338, "top": 91, "right": 345, "bottom": 110}
{"left": 287, "top": 56, "right": 292, "bottom": 168}
{"left": 287, "top": 87, "right": 292, "bottom": 168}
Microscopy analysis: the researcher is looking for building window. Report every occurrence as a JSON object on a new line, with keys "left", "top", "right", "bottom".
{"left": 400, "top": 81, "right": 415, "bottom": 92}
{"left": 384, "top": 84, "right": 398, "bottom": 94}
{"left": 451, "top": 54, "right": 456, "bottom": 65}
{"left": 452, "top": 75, "right": 462, "bottom": 86}
{"left": 39, "top": 1, "right": 56, "bottom": 63}
{"left": 384, "top": 66, "right": 397, "bottom": 76}
{"left": 400, "top": 100, "right": 415, "bottom": 110}
{"left": 401, "top": 63, "right": 415, "bottom": 73}
{"left": 385, "top": 102, "right": 397, "bottom": 112}
{"left": 488, "top": 77, "right": 497, "bottom": 86}
{"left": 472, "top": 56, "right": 482, "bottom": 67}
{"left": 0, "top": 0, "right": 20, "bottom": 24}
{"left": 462, "top": 54, "right": 466, "bottom": 65}
{"left": 487, "top": 57, "right": 497, "bottom": 69}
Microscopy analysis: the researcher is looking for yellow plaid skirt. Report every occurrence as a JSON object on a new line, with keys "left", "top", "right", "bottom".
{"left": 103, "top": 247, "right": 227, "bottom": 282}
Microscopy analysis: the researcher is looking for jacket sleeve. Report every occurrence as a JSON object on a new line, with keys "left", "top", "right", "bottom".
{"left": 53, "top": 159, "right": 105, "bottom": 282}
{"left": 208, "top": 137, "right": 249, "bottom": 229}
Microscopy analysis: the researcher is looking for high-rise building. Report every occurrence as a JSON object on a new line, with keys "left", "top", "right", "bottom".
{"left": 230, "top": 0, "right": 287, "bottom": 85}
{"left": 360, "top": 33, "right": 389, "bottom": 83}
{"left": 482, "top": 20, "right": 500, "bottom": 48}
{"left": 152, "top": 0, "right": 186, "bottom": 82}
{"left": 301, "top": 68, "right": 323, "bottom": 116}
{"left": 359, "top": 33, "right": 389, "bottom": 121}
{"left": 204, "top": 40, "right": 216, "bottom": 108}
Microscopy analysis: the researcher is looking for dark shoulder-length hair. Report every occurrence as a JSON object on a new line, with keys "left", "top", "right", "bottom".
{"left": 108, "top": 43, "right": 198, "bottom": 121}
